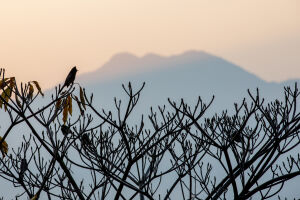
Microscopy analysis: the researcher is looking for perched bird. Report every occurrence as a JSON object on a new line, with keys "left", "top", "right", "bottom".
{"left": 81, "top": 133, "right": 91, "bottom": 146}
{"left": 19, "top": 158, "right": 28, "bottom": 180}
{"left": 62, "top": 66, "right": 78, "bottom": 89}
{"left": 61, "top": 125, "right": 72, "bottom": 135}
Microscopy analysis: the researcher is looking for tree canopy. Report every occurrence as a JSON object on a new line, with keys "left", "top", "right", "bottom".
{"left": 0, "top": 68, "right": 300, "bottom": 200}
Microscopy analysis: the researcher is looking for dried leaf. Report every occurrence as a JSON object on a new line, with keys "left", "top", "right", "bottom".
{"left": 67, "top": 95, "right": 72, "bottom": 115}
{"left": 0, "top": 136, "right": 8, "bottom": 158}
{"left": 0, "top": 78, "right": 14, "bottom": 110}
{"left": 56, "top": 98, "right": 62, "bottom": 110}
{"left": 9, "top": 77, "right": 15, "bottom": 88}
{"left": 32, "top": 81, "right": 44, "bottom": 96}
{"left": 28, "top": 83, "right": 34, "bottom": 99}
{"left": 2, "top": 87, "right": 11, "bottom": 100}
{"left": 80, "top": 87, "right": 86, "bottom": 110}
{"left": 1, "top": 87, "right": 11, "bottom": 111}
{"left": 63, "top": 102, "right": 68, "bottom": 125}
{"left": 31, "top": 194, "right": 38, "bottom": 200}
{"left": 0, "top": 78, "right": 9, "bottom": 89}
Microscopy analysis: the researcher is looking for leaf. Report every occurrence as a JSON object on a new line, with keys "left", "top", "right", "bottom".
{"left": 1, "top": 87, "right": 11, "bottom": 111}
{"left": 67, "top": 95, "right": 72, "bottom": 116}
{"left": 31, "top": 194, "right": 38, "bottom": 200}
{"left": 80, "top": 87, "right": 86, "bottom": 110}
{"left": 0, "top": 77, "right": 15, "bottom": 110}
{"left": 0, "top": 78, "right": 9, "bottom": 89}
{"left": 2, "top": 87, "right": 11, "bottom": 100}
{"left": 62, "top": 102, "right": 68, "bottom": 125}
{"left": 0, "top": 136, "right": 8, "bottom": 158}
{"left": 28, "top": 82, "right": 34, "bottom": 99}
{"left": 9, "top": 77, "right": 15, "bottom": 89}
{"left": 32, "top": 81, "right": 44, "bottom": 96}
{"left": 55, "top": 98, "right": 62, "bottom": 110}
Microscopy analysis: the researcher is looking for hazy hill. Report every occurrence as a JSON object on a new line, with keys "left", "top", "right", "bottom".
{"left": 77, "top": 50, "right": 293, "bottom": 116}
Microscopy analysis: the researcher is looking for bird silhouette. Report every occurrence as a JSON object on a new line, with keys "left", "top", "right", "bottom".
{"left": 61, "top": 125, "right": 72, "bottom": 135}
{"left": 62, "top": 66, "right": 78, "bottom": 89}
{"left": 19, "top": 158, "right": 28, "bottom": 180}
{"left": 81, "top": 133, "right": 91, "bottom": 147}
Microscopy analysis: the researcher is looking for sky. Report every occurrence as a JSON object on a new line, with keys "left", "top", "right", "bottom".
{"left": 0, "top": 0, "right": 299, "bottom": 89}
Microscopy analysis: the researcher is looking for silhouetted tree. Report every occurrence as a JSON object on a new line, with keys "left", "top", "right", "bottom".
{"left": 0, "top": 68, "right": 299, "bottom": 200}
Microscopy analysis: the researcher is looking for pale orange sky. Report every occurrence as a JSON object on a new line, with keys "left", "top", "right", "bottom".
{"left": 0, "top": 0, "right": 299, "bottom": 89}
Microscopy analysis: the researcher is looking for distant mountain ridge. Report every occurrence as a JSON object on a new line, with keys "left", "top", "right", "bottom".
{"left": 78, "top": 50, "right": 263, "bottom": 86}
{"left": 76, "top": 50, "right": 283, "bottom": 112}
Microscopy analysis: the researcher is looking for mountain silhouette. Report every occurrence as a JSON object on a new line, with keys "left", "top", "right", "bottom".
{"left": 77, "top": 50, "right": 295, "bottom": 116}
{"left": 79, "top": 50, "right": 261, "bottom": 85}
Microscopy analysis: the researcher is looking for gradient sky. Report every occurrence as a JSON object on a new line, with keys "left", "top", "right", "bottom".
{"left": 0, "top": 0, "right": 299, "bottom": 89}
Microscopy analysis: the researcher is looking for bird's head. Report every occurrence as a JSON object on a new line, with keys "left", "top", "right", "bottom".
{"left": 73, "top": 66, "right": 78, "bottom": 72}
